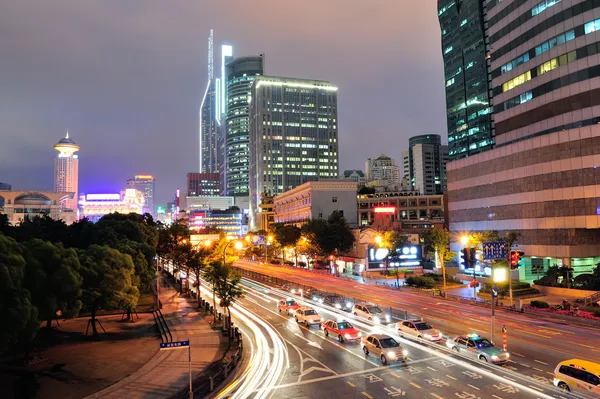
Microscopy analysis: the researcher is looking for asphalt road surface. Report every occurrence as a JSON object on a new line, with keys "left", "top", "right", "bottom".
{"left": 227, "top": 260, "right": 599, "bottom": 398}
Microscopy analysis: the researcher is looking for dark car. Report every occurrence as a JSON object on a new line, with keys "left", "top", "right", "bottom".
{"left": 302, "top": 289, "right": 324, "bottom": 303}
{"left": 323, "top": 295, "right": 352, "bottom": 311}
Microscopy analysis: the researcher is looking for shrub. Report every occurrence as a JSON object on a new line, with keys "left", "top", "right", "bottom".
{"left": 298, "top": 262, "right": 307, "bottom": 267}
{"left": 270, "top": 259, "right": 281, "bottom": 265}
{"left": 530, "top": 300, "right": 550, "bottom": 308}
{"left": 283, "top": 260, "right": 294, "bottom": 266}
{"left": 595, "top": 310, "right": 600, "bottom": 318}
{"left": 405, "top": 276, "right": 435, "bottom": 289}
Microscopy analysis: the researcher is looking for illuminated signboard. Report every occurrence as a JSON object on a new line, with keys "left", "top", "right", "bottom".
{"left": 86, "top": 194, "right": 121, "bottom": 201}
{"left": 135, "top": 175, "right": 154, "bottom": 179}
{"left": 367, "top": 245, "right": 422, "bottom": 270}
{"left": 373, "top": 207, "right": 396, "bottom": 214}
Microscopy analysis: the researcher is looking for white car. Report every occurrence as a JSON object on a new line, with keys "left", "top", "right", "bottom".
{"left": 353, "top": 304, "right": 391, "bottom": 324}
{"left": 361, "top": 334, "right": 408, "bottom": 365}
{"left": 295, "top": 307, "right": 322, "bottom": 327}
{"left": 396, "top": 320, "right": 442, "bottom": 341}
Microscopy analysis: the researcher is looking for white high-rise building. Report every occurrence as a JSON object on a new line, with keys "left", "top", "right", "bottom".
{"left": 365, "top": 154, "right": 401, "bottom": 185}
{"left": 53, "top": 131, "right": 80, "bottom": 212}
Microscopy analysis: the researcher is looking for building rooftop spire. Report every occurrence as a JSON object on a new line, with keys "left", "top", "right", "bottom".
{"left": 65, "top": 130, "right": 69, "bottom": 139}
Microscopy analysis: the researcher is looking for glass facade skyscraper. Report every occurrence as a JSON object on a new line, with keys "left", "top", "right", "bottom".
{"left": 438, "top": 0, "right": 494, "bottom": 160}
{"left": 248, "top": 76, "right": 339, "bottom": 229}
{"left": 224, "top": 55, "right": 264, "bottom": 197}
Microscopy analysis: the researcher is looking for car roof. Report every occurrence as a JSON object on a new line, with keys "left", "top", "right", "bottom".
{"left": 559, "top": 359, "right": 600, "bottom": 374}
{"left": 368, "top": 334, "right": 393, "bottom": 339}
{"left": 299, "top": 307, "right": 315, "bottom": 311}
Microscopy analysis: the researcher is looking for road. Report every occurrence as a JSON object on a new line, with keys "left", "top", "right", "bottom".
{"left": 232, "top": 261, "right": 600, "bottom": 390}
{"left": 219, "top": 275, "right": 583, "bottom": 399}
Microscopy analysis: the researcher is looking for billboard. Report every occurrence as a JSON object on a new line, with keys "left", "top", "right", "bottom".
{"left": 367, "top": 244, "right": 422, "bottom": 270}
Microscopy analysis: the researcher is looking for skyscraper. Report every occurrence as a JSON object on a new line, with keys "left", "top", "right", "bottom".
{"left": 217, "top": 44, "right": 234, "bottom": 194}
{"left": 126, "top": 175, "right": 155, "bottom": 215}
{"left": 53, "top": 131, "right": 79, "bottom": 212}
{"left": 249, "top": 76, "right": 338, "bottom": 228}
{"left": 447, "top": 0, "right": 600, "bottom": 279}
{"left": 402, "top": 134, "right": 448, "bottom": 195}
{"left": 224, "top": 54, "right": 264, "bottom": 197}
{"left": 438, "top": 0, "right": 494, "bottom": 160}
{"left": 200, "top": 30, "right": 218, "bottom": 174}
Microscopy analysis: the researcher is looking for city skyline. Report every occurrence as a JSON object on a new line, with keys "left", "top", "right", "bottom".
{"left": 0, "top": 1, "right": 446, "bottom": 204}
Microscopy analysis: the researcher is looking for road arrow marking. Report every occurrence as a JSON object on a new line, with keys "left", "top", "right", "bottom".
{"left": 294, "top": 332, "right": 322, "bottom": 349}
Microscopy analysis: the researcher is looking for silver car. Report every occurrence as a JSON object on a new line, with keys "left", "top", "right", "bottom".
{"left": 361, "top": 334, "right": 408, "bottom": 365}
{"left": 446, "top": 334, "right": 510, "bottom": 364}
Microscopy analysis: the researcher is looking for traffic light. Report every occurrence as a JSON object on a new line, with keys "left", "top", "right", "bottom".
{"left": 516, "top": 250, "right": 525, "bottom": 268}
{"left": 468, "top": 247, "right": 477, "bottom": 267}
{"left": 510, "top": 250, "right": 519, "bottom": 270}
{"left": 460, "top": 248, "right": 470, "bottom": 268}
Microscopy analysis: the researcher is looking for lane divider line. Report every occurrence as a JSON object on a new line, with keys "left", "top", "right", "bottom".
{"left": 361, "top": 392, "right": 373, "bottom": 399}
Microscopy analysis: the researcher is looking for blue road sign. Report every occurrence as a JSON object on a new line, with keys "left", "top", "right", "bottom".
{"left": 252, "top": 235, "right": 266, "bottom": 245}
{"left": 482, "top": 241, "right": 507, "bottom": 260}
{"left": 491, "top": 286, "right": 499, "bottom": 298}
{"left": 160, "top": 340, "right": 190, "bottom": 350}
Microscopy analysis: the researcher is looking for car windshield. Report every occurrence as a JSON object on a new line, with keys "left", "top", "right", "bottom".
{"left": 338, "top": 322, "right": 353, "bottom": 330}
{"left": 286, "top": 301, "right": 297, "bottom": 306}
{"left": 304, "top": 310, "right": 317, "bottom": 316}
{"left": 379, "top": 338, "right": 399, "bottom": 348}
{"left": 415, "top": 323, "right": 433, "bottom": 331}
{"left": 367, "top": 306, "right": 382, "bottom": 313}
{"left": 474, "top": 338, "right": 494, "bottom": 348}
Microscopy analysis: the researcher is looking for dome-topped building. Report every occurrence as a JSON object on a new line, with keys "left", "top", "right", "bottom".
{"left": 53, "top": 131, "right": 80, "bottom": 212}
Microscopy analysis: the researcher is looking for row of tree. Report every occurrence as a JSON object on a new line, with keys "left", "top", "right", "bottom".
{"left": 0, "top": 213, "right": 159, "bottom": 353}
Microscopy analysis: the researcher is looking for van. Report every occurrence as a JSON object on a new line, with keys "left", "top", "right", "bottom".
{"left": 553, "top": 359, "right": 600, "bottom": 395}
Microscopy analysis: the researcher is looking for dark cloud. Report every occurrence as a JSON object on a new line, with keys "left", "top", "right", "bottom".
{"left": 0, "top": 0, "right": 446, "bottom": 204}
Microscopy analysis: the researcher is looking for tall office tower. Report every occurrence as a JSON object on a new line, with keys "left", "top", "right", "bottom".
{"left": 126, "top": 175, "right": 155, "bottom": 215}
{"left": 448, "top": 1, "right": 600, "bottom": 279}
{"left": 217, "top": 44, "right": 234, "bottom": 194}
{"left": 53, "top": 131, "right": 79, "bottom": 212}
{"left": 224, "top": 55, "right": 264, "bottom": 197}
{"left": 364, "top": 154, "right": 401, "bottom": 184}
{"left": 186, "top": 172, "right": 220, "bottom": 196}
{"left": 438, "top": 0, "right": 494, "bottom": 161}
{"left": 200, "top": 30, "right": 218, "bottom": 173}
{"left": 249, "top": 76, "right": 339, "bottom": 229}
{"left": 403, "top": 134, "right": 448, "bottom": 195}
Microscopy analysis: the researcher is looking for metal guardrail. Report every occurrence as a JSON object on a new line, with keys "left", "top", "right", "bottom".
{"left": 152, "top": 309, "right": 172, "bottom": 343}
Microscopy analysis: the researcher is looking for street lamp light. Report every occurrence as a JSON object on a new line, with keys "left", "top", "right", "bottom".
{"left": 460, "top": 235, "right": 469, "bottom": 245}
{"left": 223, "top": 239, "right": 243, "bottom": 266}
{"left": 375, "top": 235, "right": 382, "bottom": 244}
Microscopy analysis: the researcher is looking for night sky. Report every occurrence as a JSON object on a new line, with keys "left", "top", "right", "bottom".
{"left": 0, "top": 1, "right": 446, "bottom": 205}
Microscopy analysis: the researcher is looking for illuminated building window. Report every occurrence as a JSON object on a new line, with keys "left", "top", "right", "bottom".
{"left": 502, "top": 71, "right": 531, "bottom": 92}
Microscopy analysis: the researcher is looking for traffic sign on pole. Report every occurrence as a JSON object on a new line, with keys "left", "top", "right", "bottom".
{"left": 491, "top": 286, "right": 499, "bottom": 298}
{"left": 160, "top": 340, "right": 189, "bottom": 350}
{"left": 482, "top": 241, "right": 507, "bottom": 260}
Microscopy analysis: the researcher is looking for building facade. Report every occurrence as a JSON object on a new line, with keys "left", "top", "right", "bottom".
{"left": 438, "top": 0, "right": 494, "bottom": 160}
{"left": 341, "top": 169, "right": 366, "bottom": 187}
{"left": 224, "top": 55, "right": 264, "bottom": 197}
{"left": 126, "top": 175, "right": 155, "bottom": 215}
{"left": 448, "top": 0, "right": 600, "bottom": 280}
{"left": 0, "top": 182, "right": 11, "bottom": 191}
{"left": 200, "top": 33, "right": 219, "bottom": 174}
{"left": 403, "top": 134, "right": 449, "bottom": 195}
{"left": 357, "top": 191, "right": 445, "bottom": 229}
{"left": 249, "top": 76, "right": 339, "bottom": 229}
{"left": 0, "top": 190, "right": 76, "bottom": 225}
{"left": 53, "top": 132, "right": 79, "bottom": 212}
{"left": 78, "top": 189, "right": 145, "bottom": 223}
{"left": 365, "top": 154, "right": 401, "bottom": 186}
{"left": 188, "top": 208, "right": 242, "bottom": 236}
{"left": 184, "top": 195, "right": 234, "bottom": 212}
{"left": 273, "top": 180, "right": 357, "bottom": 227}
{"left": 187, "top": 172, "right": 220, "bottom": 196}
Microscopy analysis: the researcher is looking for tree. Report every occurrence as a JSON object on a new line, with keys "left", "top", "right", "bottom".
{"left": 204, "top": 260, "right": 228, "bottom": 320}
{"left": 13, "top": 215, "right": 68, "bottom": 244}
{"left": 188, "top": 246, "right": 212, "bottom": 307}
{"left": 379, "top": 231, "right": 409, "bottom": 286}
{"left": 22, "top": 239, "right": 83, "bottom": 329}
{"left": 421, "top": 228, "right": 451, "bottom": 291}
{"left": 79, "top": 245, "right": 140, "bottom": 337}
{"left": 214, "top": 263, "right": 244, "bottom": 327}
{"left": 274, "top": 225, "right": 301, "bottom": 261}
{"left": 0, "top": 235, "right": 39, "bottom": 354}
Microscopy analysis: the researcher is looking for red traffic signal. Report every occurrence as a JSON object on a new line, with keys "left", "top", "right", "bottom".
{"left": 509, "top": 250, "right": 525, "bottom": 270}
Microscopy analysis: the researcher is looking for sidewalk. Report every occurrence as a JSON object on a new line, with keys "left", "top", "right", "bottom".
{"left": 87, "top": 279, "right": 226, "bottom": 399}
